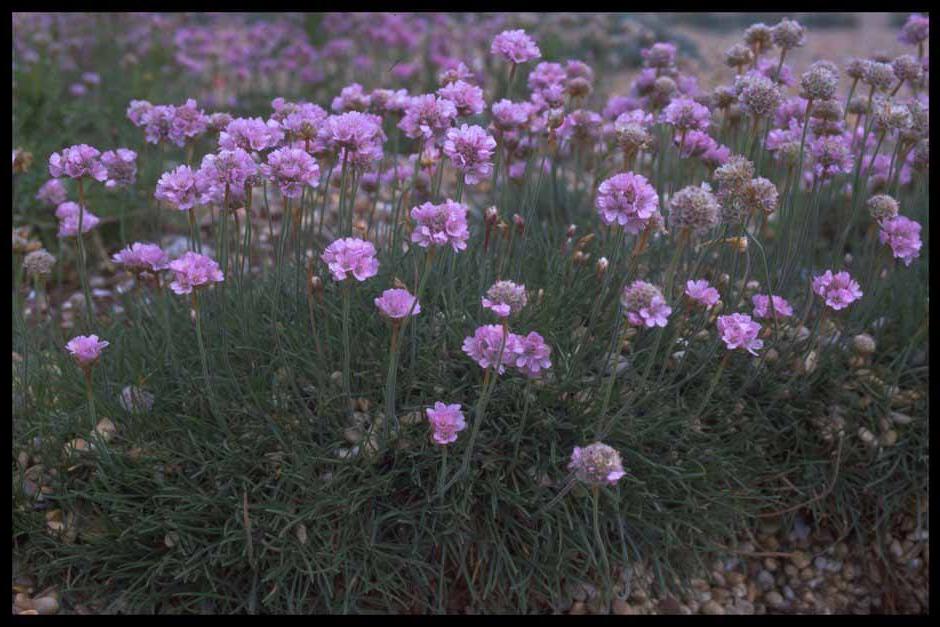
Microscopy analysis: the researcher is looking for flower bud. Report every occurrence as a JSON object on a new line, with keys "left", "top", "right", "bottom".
{"left": 852, "top": 333, "right": 876, "bottom": 356}
{"left": 513, "top": 213, "right": 525, "bottom": 235}
{"left": 484, "top": 206, "right": 499, "bottom": 226}
{"left": 595, "top": 257, "right": 609, "bottom": 278}
{"left": 566, "top": 224, "right": 577, "bottom": 238}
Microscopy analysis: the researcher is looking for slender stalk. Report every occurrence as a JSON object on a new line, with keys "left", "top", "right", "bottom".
{"left": 76, "top": 178, "right": 96, "bottom": 328}
{"left": 696, "top": 352, "right": 730, "bottom": 419}
{"left": 341, "top": 282, "right": 353, "bottom": 414}
{"left": 84, "top": 368, "right": 97, "bottom": 431}
{"left": 593, "top": 486, "right": 612, "bottom": 607}
{"left": 381, "top": 323, "right": 401, "bottom": 443}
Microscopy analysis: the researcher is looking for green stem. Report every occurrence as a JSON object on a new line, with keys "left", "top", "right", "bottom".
{"left": 84, "top": 369, "right": 97, "bottom": 431}
{"left": 76, "top": 178, "right": 96, "bottom": 329}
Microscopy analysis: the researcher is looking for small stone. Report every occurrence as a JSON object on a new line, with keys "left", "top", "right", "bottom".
{"left": 790, "top": 551, "right": 811, "bottom": 569}
{"left": 569, "top": 601, "right": 587, "bottom": 615}
{"left": 880, "top": 430, "right": 898, "bottom": 447}
{"left": 656, "top": 597, "right": 682, "bottom": 614}
{"left": 612, "top": 598, "right": 637, "bottom": 615}
{"left": 32, "top": 596, "right": 59, "bottom": 615}
{"left": 726, "top": 571, "right": 745, "bottom": 586}
{"left": 733, "top": 599, "right": 755, "bottom": 615}
{"left": 731, "top": 583, "right": 747, "bottom": 599}
{"left": 764, "top": 590, "right": 785, "bottom": 608}
{"left": 889, "top": 411, "right": 913, "bottom": 425}
{"left": 756, "top": 570, "right": 775, "bottom": 591}
{"left": 701, "top": 600, "right": 725, "bottom": 615}
{"left": 763, "top": 558, "right": 779, "bottom": 572}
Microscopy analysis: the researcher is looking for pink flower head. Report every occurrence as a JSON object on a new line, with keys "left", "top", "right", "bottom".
{"left": 717, "top": 313, "right": 763, "bottom": 355}
{"left": 490, "top": 29, "right": 541, "bottom": 65}
{"left": 482, "top": 280, "right": 527, "bottom": 318}
{"left": 100, "top": 148, "right": 137, "bottom": 189}
{"left": 443, "top": 124, "right": 496, "bottom": 185}
{"left": 261, "top": 147, "right": 320, "bottom": 199}
{"left": 437, "top": 80, "right": 485, "bottom": 117}
{"left": 509, "top": 331, "right": 552, "bottom": 378}
{"left": 55, "top": 201, "right": 100, "bottom": 238}
{"left": 812, "top": 270, "right": 863, "bottom": 310}
{"left": 641, "top": 42, "right": 677, "bottom": 69}
{"left": 426, "top": 402, "right": 467, "bottom": 445}
{"left": 219, "top": 117, "right": 284, "bottom": 152}
{"left": 660, "top": 97, "right": 711, "bottom": 133}
{"left": 140, "top": 104, "right": 177, "bottom": 145}
{"left": 439, "top": 62, "right": 476, "bottom": 87}
{"left": 66, "top": 334, "right": 109, "bottom": 368}
{"left": 410, "top": 200, "right": 470, "bottom": 251}
{"left": 621, "top": 280, "right": 671, "bottom": 328}
{"left": 194, "top": 149, "right": 258, "bottom": 205}
{"left": 675, "top": 130, "right": 719, "bottom": 160}
{"left": 528, "top": 62, "right": 566, "bottom": 92}
{"left": 126, "top": 100, "right": 153, "bottom": 127}
{"left": 491, "top": 99, "right": 532, "bottom": 131}
{"left": 280, "top": 103, "right": 328, "bottom": 140}
{"left": 36, "top": 179, "right": 68, "bottom": 206}
{"left": 899, "top": 14, "right": 929, "bottom": 45}
{"left": 112, "top": 242, "right": 169, "bottom": 273}
{"left": 48, "top": 144, "right": 107, "bottom": 181}
{"left": 321, "top": 237, "right": 380, "bottom": 282}
{"left": 317, "top": 112, "right": 386, "bottom": 167}
{"left": 170, "top": 98, "right": 209, "bottom": 145}
{"left": 810, "top": 135, "right": 853, "bottom": 181}
{"left": 398, "top": 94, "right": 457, "bottom": 142}
{"left": 568, "top": 442, "right": 626, "bottom": 486}
{"left": 595, "top": 172, "right": 660, "bottom": 234}
{"left": 751, "top": 294, "right": 794, "bottom": 320}
{"left": 374, "top": 288, "right": 421, "bottom": 320}
{"left": 879, "top": 216, "right": 922, "bottom": 266}
{"left": 462, "top": 324, "right": 521, "bottom": 374}
{"left": 370, "top": 88, "right": 411, "bottom": 115}
{"left": 685, "top": 279, "right": 720, "bottom": 308}
{"left": 155, "top": 165, "right": 198, "bottom": 211}
{"left": 167, "top": 251, "right": 225, "bottom": 294}
{"left": 331, "top": 83, "right": 372, "bottom": 113}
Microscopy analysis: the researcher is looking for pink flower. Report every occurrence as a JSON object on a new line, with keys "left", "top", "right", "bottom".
{"left": 126, "top": 100, "right": 153, "bottom": 127}
{"left": 112, "top": 242, "right": 169, "bottom": 273}
{"left": 568, "top": 442, "right": 626, "bottom": 486}
{"left": 374, "top": 288, "right": 421, "bottom": 320}
{"left": 66, "top": 334, "right": 109, "bottom": 368}
{"left": 879, "top": 215, "right": 922, "bottom": 266}
{"left": 331, "top": 83, "right": 372, "bottom": 113}
{"left": 717, "top": 313, "right": 763, "bottom": 355}
{"left": 410, "top": 200, "right": 470, "bottom": 251}
{"left": 426, "top": 402, "right": 467, "bottom": 445}
{"left": 398, "top": 94, "right": 457, "bottom": 142}
{"left": 621, "top": 280, "right": 671, "bottom": 328}
{"left": 685, "top": 279, "right": 720, "bottom": 308}
{"left": 509, "top": 331, "right": 552, "bottom": 378}
{"left": 321, "top": 237, "right": 380, "bottom": 282}
{"left": 437, "top": 80, "right": 485, "bottom": 117}
{"left": 443, "top": 124, "right": 496, "bottom": 186}
{"left": 155, "top": 165, "right": 198, "bottom": 211}
{"left": 194, "top": 149, "right": 259, "bottom": 205}
{"left": 595, "top": 172, "right": 660, "bottom": 234}
{"left": 167, "top": 251, "right": 225, "bottom": 294}
{"left": 482, "top": 281, "right": 527, "bottom": 318}
{"left": 55, "top": 201, "right": 100, "bottom": 238}
{"left": 317, "top": 112, "right": 386, "bottom": 168}
{"left": 219, "top": 117, "right": 284, "bottom": 152}
{"left": 812, "top": 270, "right": 863, "bottom": 310}
{"left": 100, "top": 148, "right": 137, "bottom": 189}
{"left": 490, "top": 29, "right": 541, "bottom": 65}
{"left": 462, "top": 324, "right": 521, "bottom": 374}
{"left": 751, "top": 294, "right": 793, "bottom": 320}
{"left": 36, "top": 179, "right": 68, "bottom": 206}
{"left": 898, "top": 14, "right": 929, "bottom": 45}
{"left": 491, "top": 99, "right": 532, "bottom": 131}
{"left": 261, "top": 147, "right": 320, "bottom": 199}
{"left": 660, "top": 97, "right": 711, "bottom": 133}
{"left": 170, "top": 98, "right": 209, "bottom": 145}
{"left": 48, "top": 144, "right": 107, "bottom": 181}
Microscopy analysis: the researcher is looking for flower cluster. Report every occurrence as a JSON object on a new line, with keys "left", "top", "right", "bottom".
{"left": 321, "top": 238, "right": 380, "bottom": 282}
{"left": 812, "top": 270, "right": 863, "bottom": 311}
{"left": 716, "top": 313, "right": 763, "bottom": 355}
{"left": 568, "top": 442, "right": 626, "bottom": 486}
{"left": 426, "top": 402, "right": 466, "bottom": 445}
{"left": 168, "top": 251, "right": 225, "bottom": 294}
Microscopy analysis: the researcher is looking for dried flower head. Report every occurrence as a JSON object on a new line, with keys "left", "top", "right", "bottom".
{"left": 862, "top": 61, "right": 896, "bottom": 92}
{"left": 800, "top": 66, "right": 839, "bottom": 101}
{"left": 482, "top": 281, "right": 527, "bottom": 318}
{"left": 892, "top": 54, "right": 924, "bottom": 83}
{"left": 22, "top": 249, "right": 56, "bottom": 277}
{"left": 736, "top": 72, "right": 782, "bottom": 118}
{"left": 771, "top": 18, "right": 806, "bottom": 51}
{"left": 866, "top": 194, "right": 900, "bottom": 222}
{"left": 669, "top": 183, "right": 721, "bottom": 235}
{"left": 621, "top": 280, "right": 671, "bottom": 328}
{"left": 569, "top": 442, "right": 626, "bottom": 486}
{"left": 725, "top": 43, "right": 754, "bottom": 69}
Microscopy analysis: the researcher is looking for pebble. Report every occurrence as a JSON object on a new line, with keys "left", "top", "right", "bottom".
{"left": 756, "top": 570, "right": 775, "bottom": 591}
{"left": 790, "top": 551, "right": 811, "bottom": 569}
{"left": 701, "top": 600, "right": 725, "bottom": 615}
{"left": 612, "top": 599, "right": 637, "bottom": 615}
{"left": 764, "top": 591, "right": 785, "bottom": 608}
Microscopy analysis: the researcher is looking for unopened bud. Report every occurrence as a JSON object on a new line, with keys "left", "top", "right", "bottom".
{"left": 575, "top": 233, "right": 595, "bottom": 251}
{"left": 595, "top": 257, "right": 609, "bottom": 278}
{"left": 392, "top": 277, "right": 408, "bottom": 290}
{"left": 852, "top": 333, "right": 876, "bottom": 356}
{"left": 513, "top": 213, "right": 525, "bottom": 235}
{"left": 566, "top": 224, "right": 577, "bottom": 238}
{"left": 548, "top": 108, "right": 566, "bottom": 129}
{"left": 727, "top": 236, "right": 748, "bottom": 253}
{"left": 572, "top": 251, "right": 590, "bottom": 265}
{"left": 485, "top": 206, "right": 499, "bottom": 226}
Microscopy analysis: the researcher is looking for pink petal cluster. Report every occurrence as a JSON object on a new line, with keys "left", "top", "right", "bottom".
{"left": 490, "top": 29, "right": 541, "bottom": 65}
{"left": 437, "top": 80, "right": 485, "bottom": 117}
{"left": 595, "top": 172, "right": 660, "bottom": 233}
{"left": 398, "top": 94, "right": 457, "bottom": 142}
{"left": 155, "top": 165, "right": 198, "bottom": 211}
{"left": 195, "top": 149, "right": 259, "bottom": 205}
{"left": 374, "top": 288, "right": 421, "bottom": 320}
{"left": 879, "top": 215, "right": 922, "bottom": 266}
{"left": 331, "top": 83, "right": 372, "bottom": 113}
{"left": 443, "top": 124, "right": 497, "bottom": 185}
{"left": 508, "top": 331, "right": 552, "bottom": 378}
{"left": 317, "top": 111, "right": 386, "bottom": 167}
{"left": 660, "top": 97, "right": 711, "bottom": 133}
{"left": 36, "top": 179, "right": 68, "bottom": 206}
{"left": 426, "top": 402, "right": 467, "bottom": 445}
{"left": 219, "top": 116, "right": 284, "bottom": 152}
{"left": 168, "top": 251, "right": 225, "bottom": 294}
{"left": 321, "top": 237, "right": 380, "bottom": 282}
{"left": 112, "top": 242, "right": 170, "bottom": 273}
{"left": 66, "top": 334, "right": 109, "bottom": 368}
{"left": 491, "top": 99, "right": 532, "bottom": 131}
{"left": 55, "top": 201, "right": 100, "bottom": 238}
{"left": 717, "top": 313, "right": 764, "bottom": 355}
{"left": 482, "top": 280, "right": 527, "bottom": 318}
{"left": 261, "top": 147, "right": 320, "bottom": 198}
{"left": 812, "top": 270, "right": 863, "bottom": 310}
{"left": 100, "top": 148, "right": 137, "bottom": 189}
{"left": 685, "top": 279, "right": 720, "bottom": 308}
{"left": 410, "top": 200, "right": 470, "bottom": 251}
{"left": 621, "top": 280, "right": 672, "bottom": 328}
{"left": 751, "top": 294, "right": 794, "bottom": 320}
{"left": 48, "top": 144, "right": 107, "bottom": 181}
{"left": 568, "top": 442, "right": 626, "bottom": 486}
{"left": 461, "top": 324, "right": 521, "bottom": 374}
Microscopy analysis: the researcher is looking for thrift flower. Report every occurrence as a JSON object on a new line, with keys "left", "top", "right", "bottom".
{"left": 443, "top": 124, "right": 496, "bottom": 185}
{"left": 482, "top": 280, "right": 527, "bottom": 318}
{"left": 374, "top": 288, "right": 421, "bottom": 320}
{"left": 168, "top": 251, "right": 225, "bottom": 294}
{"left": 55, "top": 201, "right": 100, "bottom": 238}
{"left": 661, "top": 97, "right": 711, "bottom": 133}
{"left": 490, "top": 29, "right": 541, "bottom": 64}
{"left": 812, "top": 270, "right": 863, "bottom": 310}
{"left": 509, "top": 331, "right": 552, "bottom": 378}
{"left": 717, "top": 313, "right": 763, "bottom": 355}
{"left": 321, "top": 237, "right": 380, "bottom": 282}
{"left": 100, "top": 148, "right": 137, "bottom": 189}
{"left": 438, "top": 80, "right": 485, "bottom": 117}
{"left": 398, "top": 94, "right": 457, "bottom": 142}
{"left": 155, "top": 165, "right": 198, "bottom": 211}
{"left": 410, "top": 200, "right": 470, "bottom": 251}
{"left": 879, "top": 215, "right": 922, "bottom": 266}
{"left": 685, "top": 279, "right": 720, "bottom": 308}
{"left": 23, "top": 249, "right": 56, "bottom": 277}
{"left": 462, "top": 324, "right": 520, "bottom": 374}
{"left": 66, "top": 334, "right": 109, "bottom": 368}
{"left": 595, "top": 172, "right": 660, "bottom": 234}
{"left": 112, "top": 242, "right": 169, "bottom": 274}
{"left": 751, "top": 294, "right": 794, "bottom": 319}
{"left": 621, "top": 280, "right": 671, "bottom": 328}
{"left": 36, "top": 179, "right": 68, "bottom": 206}
{"left": 261, "top": 147, "right": 320, "bottom": 198}
{"left": 426, "top": 402, "right": 467, "bottom": 445}
{"left": 48, "top": 144, "right": 107, "bottom": 181}
{"left": 568, "top": 442, "right": 626, "bottom": 486}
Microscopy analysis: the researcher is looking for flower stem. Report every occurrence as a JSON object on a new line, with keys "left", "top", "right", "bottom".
{"left": 76, "top": 178, "right": 96, "bottom": 329}
{"left": 84, "top": 369, "right": 97, "bottom": 431}
{"left": 382, "top": 324, "right": 401, "bottom": 443}
{"left": 593, "top": 486, "right": 612, "bottom": 606}
{"left": 341, "top": 282, "right": 353, "bottom": 415}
